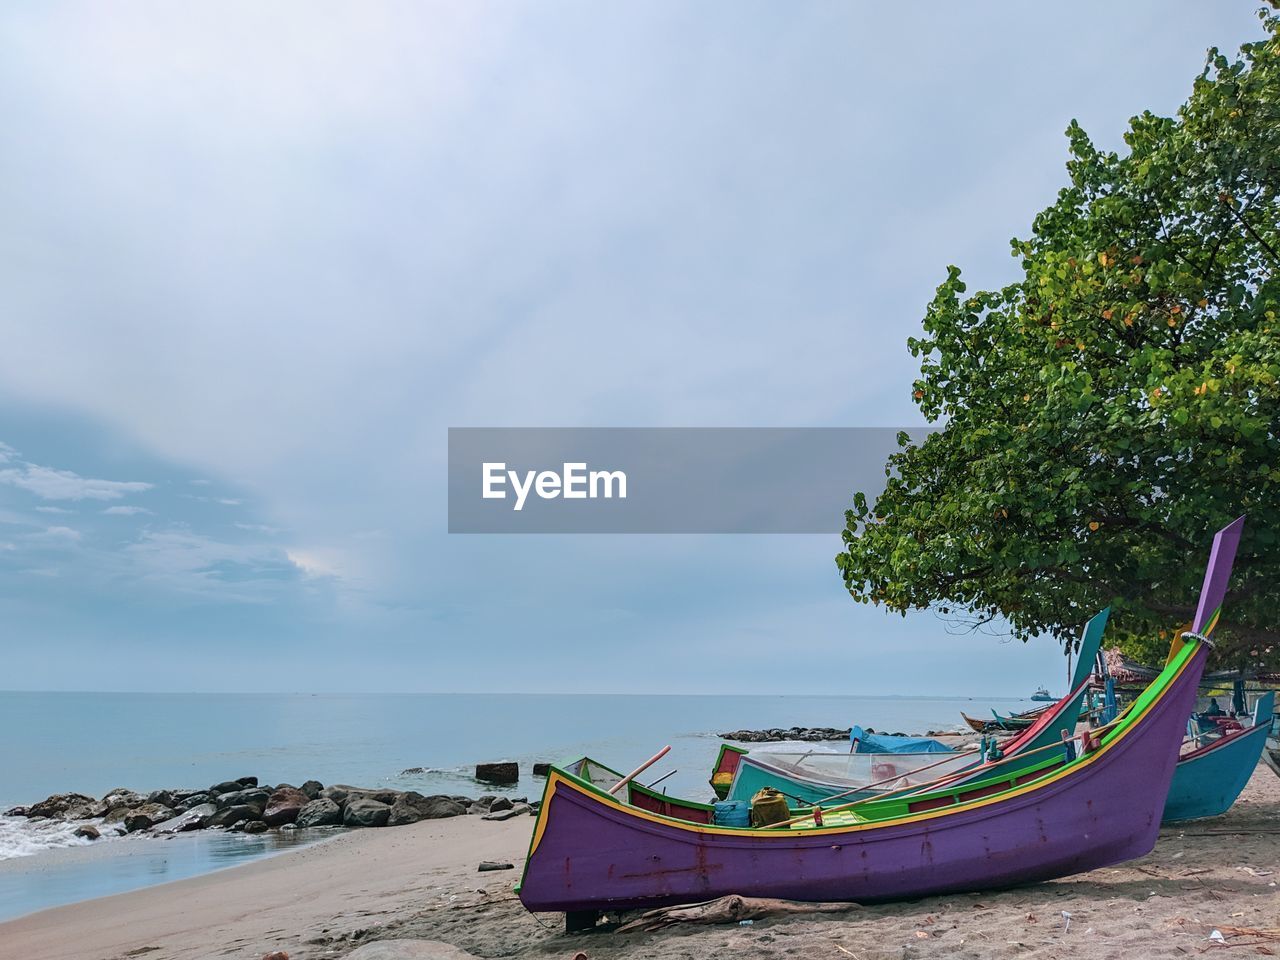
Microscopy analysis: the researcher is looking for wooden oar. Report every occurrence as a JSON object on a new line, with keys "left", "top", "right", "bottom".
{"left": 609, "top": 745, "right": 671, "bottom": 795}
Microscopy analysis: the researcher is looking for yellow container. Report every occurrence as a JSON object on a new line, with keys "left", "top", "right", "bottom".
{"left": 749, "top": 787, "right": 790, "bottom": 827}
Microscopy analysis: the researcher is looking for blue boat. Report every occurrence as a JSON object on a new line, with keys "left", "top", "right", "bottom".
{"left": 1162, "top": 689, "right": 1274, "bottom": 823}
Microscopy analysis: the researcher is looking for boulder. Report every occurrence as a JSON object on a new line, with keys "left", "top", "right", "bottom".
{"left": 95, "top": 789, "right": 144, "bottom": 816}
{"left": 236, "top": 776, "right": 259, "bottom": 787}
{"left": 151, "top": 803, "right": 217, "bottom": 834}
{"left": 215, "top": 788, "right": 269, "bottom": 815}
{"left": 532, "top": 763, "right": 552, "bottom": 777}
{"left": 209, "top": 804, "right": 262, "bottom": 828}
{"left": 473, "top": 796, "right": 497, "bottom": 809}
{"left": 74, "top": 824, "right": 101, "bottom": 840}
{"left": 320, "top": 786, "right": 350, "bottom": 804}
{"left": 296, "top": 798, "right": 342, "bottom": 828}
{"left": 386, "top": 793, "right": 466, "bottom": 826}
{"left": 4, "top": 806, "right": 29, "bottom": 817}
{"left": 481, "top": 803, "right": 532, "bottom": 822}
{"left": 210, "top": 780, "right": 244, "bottom": 795}
{"left": 242, "top": 820, "right": 269, "bottom": 834}
{"left": 262, "top": 787, "right": 310, "bottom": 826}
{"left": 477, "top": 861, "right": 514, "bottom": 872}
{"left": 324, "top": 785, "right": 399, "bottom": 806}
{"left": 487, "top": 797, "right": 513, "bottom": 813}
{"left": 300, "top": 780, "right": 324, "bottom": 800}
{"left": 344, "top": 941, "right": 480, "bottom": 960}
{"left": 124, "top": 803, "right": 176, "bottom": 833}
{"left": 147, "top": 789, "right": 176, "bottom": 808}
{"left": 343, "top": 798, "right": 391, "bottom": 828}
{"left": 28, "top": 793, "right": 96, "bottom": 820}
{"left": 175, "top": 792, "right": 216, "bottom": 813}
{"left": 474, "top": 762, "right": 518, "bottom": 785}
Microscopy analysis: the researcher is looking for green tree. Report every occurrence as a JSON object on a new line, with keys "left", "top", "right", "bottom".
{"left": 837, "top": 11, "right": 1280, "bottom": 672}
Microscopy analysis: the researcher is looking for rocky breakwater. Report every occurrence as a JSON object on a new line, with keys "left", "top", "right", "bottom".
{"left": 4, "top": 777, "right": 537, "bottom": 842}
{"left": 718, "top": 726, "right": 852, "bottom": 743}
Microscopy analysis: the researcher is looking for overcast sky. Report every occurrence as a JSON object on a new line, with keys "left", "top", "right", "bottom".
{"left": 0, "top": 2, "right": 1264, "bottom": 694}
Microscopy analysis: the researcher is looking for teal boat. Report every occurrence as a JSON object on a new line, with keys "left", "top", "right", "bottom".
{"left": 1162, "top": 689, "right": 1274, "bottom": 822}
{"left": 713, "top": 607, "right": 1110, "bottom": 806}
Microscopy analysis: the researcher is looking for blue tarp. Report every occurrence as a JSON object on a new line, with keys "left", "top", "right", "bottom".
{"left": 849, "top": 725, "right": 953, "bottom": 754}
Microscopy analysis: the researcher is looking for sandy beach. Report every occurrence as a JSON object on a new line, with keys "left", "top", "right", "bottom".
{"left": 2, "top": 767, "right": 1276, "bottom": 960}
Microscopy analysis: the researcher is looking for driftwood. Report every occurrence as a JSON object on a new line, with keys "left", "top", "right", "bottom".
{"left": 615, "top": 894, "right": 854, "bottom": 932}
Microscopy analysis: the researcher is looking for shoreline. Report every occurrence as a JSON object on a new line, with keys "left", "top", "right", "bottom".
{"left": 3, "top": 766, "right": 1276, "bottom": 960}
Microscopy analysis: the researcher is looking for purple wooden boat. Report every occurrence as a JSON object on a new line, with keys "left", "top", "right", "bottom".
{"left": 517, "top": 518, "right": 1242, "bottom": 918}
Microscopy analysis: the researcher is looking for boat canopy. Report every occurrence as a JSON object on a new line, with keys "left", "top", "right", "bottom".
{"left": 850, "top": 726, "right": 952, "bottom": 754}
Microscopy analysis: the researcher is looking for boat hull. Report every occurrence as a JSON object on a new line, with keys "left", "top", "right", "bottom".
{"left": 518, "top": 642, "right": 1205, "bottom": 912}
{"left": 1162, "top": 691, "right": 1274, "bottom": 823}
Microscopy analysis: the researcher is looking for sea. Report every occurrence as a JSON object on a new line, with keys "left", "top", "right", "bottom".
{"left": 0, "top": 690, "right": 1034, "bottom": 922}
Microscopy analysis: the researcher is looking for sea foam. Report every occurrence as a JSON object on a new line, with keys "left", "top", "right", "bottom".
{"left": 0, "top": 815, "right": 110, "bottom": 861}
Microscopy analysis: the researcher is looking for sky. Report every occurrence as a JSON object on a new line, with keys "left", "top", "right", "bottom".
{"left": 0, "top": 2, "right": 1266, "bottom": 694}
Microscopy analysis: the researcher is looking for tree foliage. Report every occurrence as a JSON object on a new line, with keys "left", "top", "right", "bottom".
{"left": 837, "top": 12, "right": 1280, "bottom": 671}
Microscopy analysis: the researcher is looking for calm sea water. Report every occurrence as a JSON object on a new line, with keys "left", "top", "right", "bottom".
{"left": 0, "top": 690, "right": 1033, "bottom": 921}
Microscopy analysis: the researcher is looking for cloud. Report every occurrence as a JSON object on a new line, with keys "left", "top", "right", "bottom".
{"left": 123, "top": 528, "right": 305, "bottom": 598}
{"left": 235, "top": 522, "right": 281, "bottom": 535}
{"left": 32, "top": 525, "right": 81, "bottom": 543}
{"left": 216, "top": 498, "right": 242, "bottom": 506}
{"left": 0, "top": 462, "right": 152, "bottom": 501}
{"left": 35, "top": 505, "right": 74, "bottom": 514}
{"left": 286, "top": 548, "right": 341, "bottom": 579}
{"left": 0, "top": 441, "right": 15, "bottom": 463}
{"left": 102, "top": 505, "right": 152, "bottom": 516}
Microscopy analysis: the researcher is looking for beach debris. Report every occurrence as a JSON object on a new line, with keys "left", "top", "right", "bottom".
{"left": 262, "top": 952, "right": 289, "bottom": 960}
{"left": 474, "top": 762, "right": 519, "bottom": 785}
{"left": 482, "top": 803, "right": 532, "bottom": 821}
{"left": 343, "top": 940, "right": 481, "bottom": 959}
{"left": 1239, "top": 866, "right": 1274, "bottom": 878}
{"left": 477, "top": 861, "right": 514, "bottom": 872}
{"left": 615, "top": 894, "right": 854, "bottom": 932}
{"left": 739, "top": 919, "right": 754, "bottom": 926}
